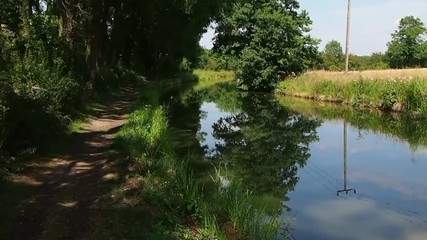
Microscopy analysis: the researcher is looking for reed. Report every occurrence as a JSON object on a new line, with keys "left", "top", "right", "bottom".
{"left": 211, "top": 169, "right": 284, "bottom": 240}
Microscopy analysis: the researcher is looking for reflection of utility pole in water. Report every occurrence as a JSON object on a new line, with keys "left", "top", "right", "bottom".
{"left": 337, "top": 121, "right": 356, "bottom": 196}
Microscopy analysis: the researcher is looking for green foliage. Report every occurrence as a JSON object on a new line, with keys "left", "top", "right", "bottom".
{"left": 0, "top": 0, "right": 227, "bottom": 156}
{"left": 96, "top": 67, "right": 144, "bottom": 93}
{"left": 1, "top": 35, "right": 80, "bottom": 151}
{"left": 211, "top": 171, "right": 284, "bottom": 239}
{"left": 322, "top": 40, "right": 344, "bottom": 71}
{"left": 318, "top": 40, "right": 389, "bottom": 71}
{"left": 405, "top": 80, "right": 427, "bottom": 113}
{"left": 214, "top": 0, "right": 319, "bottom": 91}
{"left": 115, "top": 107, "right": 171, "bottom": 164}
{"left": 386, "top": 16, "right": 427, "bottom": 68}
{"left": 197, "top": 48, "right": 239, "bottom": 71}
{"left": 192, "top": 70, "right": 236, "bottom": 91}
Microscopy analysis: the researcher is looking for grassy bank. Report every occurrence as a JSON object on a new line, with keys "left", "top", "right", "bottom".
{"left": 95, "top": 74, "right": 284, "bottom": 239}
{"left": 276, "top": 69, "right": 427, "bottom": 114}
{"left": 193, "top": 69, "right": 235, "bottom": 91}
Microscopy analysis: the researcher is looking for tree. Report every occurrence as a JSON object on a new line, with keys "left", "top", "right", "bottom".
{"left": 366, "top": 52, "right": 389, "bottom": 70}
{"left": 0, "top": 0, "right": 229, "bottom": 154}
{"left": 386, "top": 16, "right": 427, "bottom": 68}
{"left": 214, "top": 0, "right": 319, "bottom": 92}
{"left": 322, "top": 40, "right": 344, "bottom": 70}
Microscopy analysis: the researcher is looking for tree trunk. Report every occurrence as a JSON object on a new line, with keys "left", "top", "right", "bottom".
{"left": 87, "top": 0, "right": 109, "bottom": 91}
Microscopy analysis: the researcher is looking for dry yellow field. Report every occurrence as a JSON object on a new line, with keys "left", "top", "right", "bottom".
{"left": 300, "top": 68, "right": 427, "bottom": 83}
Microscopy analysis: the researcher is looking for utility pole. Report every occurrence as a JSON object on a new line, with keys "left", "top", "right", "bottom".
{"left": 344, "top": 0, "right": 352, "bottom": 73}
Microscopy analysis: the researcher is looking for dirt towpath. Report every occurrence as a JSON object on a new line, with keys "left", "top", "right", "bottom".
{"left": 7, "top": 86, "right": 139, "bottom": 240}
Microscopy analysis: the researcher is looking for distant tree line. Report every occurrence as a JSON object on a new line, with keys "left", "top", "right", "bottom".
{"left": 318, "top": 16, "right": 427, "bottom": 71}
{"left": 319, "top": 40, "right": 389, "bottom": 71}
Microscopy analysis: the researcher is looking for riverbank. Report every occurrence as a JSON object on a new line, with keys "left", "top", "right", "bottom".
{"left": 275, "top": 69, "right": 427, "bottom": 114}
{"left": 93, "top": 72, "right": 284, "bottom": 239}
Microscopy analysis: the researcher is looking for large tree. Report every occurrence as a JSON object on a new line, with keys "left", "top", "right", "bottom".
{"left": 213, "top": 0, "right": 319, "bottom": 92}
{"left": 386, "top": 16, "right": 427, "bottom": 68}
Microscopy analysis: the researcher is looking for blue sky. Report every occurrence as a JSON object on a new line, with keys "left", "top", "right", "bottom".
{"left": 199, "top": 0, "right": 427, "bottom": 55}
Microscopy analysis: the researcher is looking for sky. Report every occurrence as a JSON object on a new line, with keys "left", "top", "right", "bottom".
{"left": 199, "top": 0, "right": 427, "bottom": 56}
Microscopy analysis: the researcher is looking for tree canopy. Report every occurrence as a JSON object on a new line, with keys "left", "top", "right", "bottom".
{"left": 386, "top": 16, "right": 427, "bottom": 68}
{"left": 213, "top": 0, "right": 320, "bottom": 92}
{"left": 0, "top": 0, "right": 227, "bottom": 153}
{"left": 321, "top": 40, "right": 344, "bottom": 71}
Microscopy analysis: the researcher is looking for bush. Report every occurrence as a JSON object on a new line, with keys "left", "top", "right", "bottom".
{"left": 96, "top": 66, "right": 144, "bottom": 93}
{"left": 0, "top": 37, "right": 80, "bottom": 152}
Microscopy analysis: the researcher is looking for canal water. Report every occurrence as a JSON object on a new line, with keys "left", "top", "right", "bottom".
{"left": 162, "top": 79, "right": 427, "bottom": 240}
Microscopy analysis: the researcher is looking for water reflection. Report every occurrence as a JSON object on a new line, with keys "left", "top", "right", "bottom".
{"left": 161, "top": 78, "right": 427, "bottom": 240}
{"left": 337, "top": 122, "right": 356, "bottom": 196}
{"left": 279, "top": 99, "right": 427, "bottom": 240}
{"left": 179, "top": 82, "right": 321, "bottom": 210}
{"left": 209, "top": 93, "right": 320, "bottom": 199}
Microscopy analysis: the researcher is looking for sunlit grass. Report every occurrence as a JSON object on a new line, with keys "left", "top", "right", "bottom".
{"left": 293, "top": 68, "right": 427, "bottom": 82}
{"left": 193, "top": 69, "right": 235, "bottom": 91}
{"left": 276, "top": 68, "right": 427, "bottom": 114}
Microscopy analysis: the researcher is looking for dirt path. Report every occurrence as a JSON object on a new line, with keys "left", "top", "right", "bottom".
{"left": 7, "top": 86, "right": 140, "bottom": 240}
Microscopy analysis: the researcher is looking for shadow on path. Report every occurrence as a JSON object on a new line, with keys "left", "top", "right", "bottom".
{"left": 5, "top": 86, "right": 140, "bottom": 240}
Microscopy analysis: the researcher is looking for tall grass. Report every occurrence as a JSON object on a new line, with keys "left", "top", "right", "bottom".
{"left": 211, "top": 170, "right": 284, "bottom": 239}
{"left": 276, "top": 69, "right": 427, "bottom": 114}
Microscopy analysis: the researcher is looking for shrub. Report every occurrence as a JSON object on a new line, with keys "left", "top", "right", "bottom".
{"left": 1, "top": 38, "right": 79, "bottom": 152}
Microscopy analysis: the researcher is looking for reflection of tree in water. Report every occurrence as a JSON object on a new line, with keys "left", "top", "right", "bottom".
{"left": 181, "top": 82, "right": 242, "bottom": 113}
{"left": 177, "top": 80, "right": 320, "bottom": 206}
{"left": 211, "top": 93, "right": 320, "bottom": 199}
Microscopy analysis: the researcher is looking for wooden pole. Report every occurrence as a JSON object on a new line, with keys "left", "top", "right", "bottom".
{"left": 345, "top": 0, "right": 351, "bottom": 73}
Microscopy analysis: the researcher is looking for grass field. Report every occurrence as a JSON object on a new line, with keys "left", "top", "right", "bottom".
{"left": 276, "top": 68, "right": 427, "bottom": 114}
{"left": 290, "top": 68, "right": 427, "bottom": 82}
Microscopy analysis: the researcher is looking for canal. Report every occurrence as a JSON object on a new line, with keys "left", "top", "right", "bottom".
{"left": 154, "top": 79, "right": 427, "bottom": 240}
